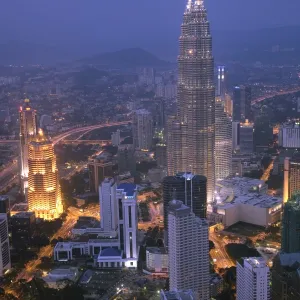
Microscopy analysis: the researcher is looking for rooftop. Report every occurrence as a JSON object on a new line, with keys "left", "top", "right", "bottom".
{"left": 117, "top": 183, "right": 136, "bottom": 197}
{"left": 99, "top": 248, "right": 122, "bottom": 257}
{"left": 242, "top": 257, "right": 268, "bottom": 269}
{"left": 279, "top": 252, "right": 300, "bottom": 267}
{"left": 146, "top": 247, "right": 167, "bottom": 255}
{"left": 11, "top": 211, "right": 35, "bottom": 219}
{"left": 0, "top": 195, "right": 9, "bottom": 201}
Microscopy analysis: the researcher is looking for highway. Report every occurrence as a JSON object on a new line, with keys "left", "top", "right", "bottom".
{"left": 251, "top": 87, "right": 300, "bottom": 105}
{"left": 0, "top": 121, "right": 129, "bottom": 192}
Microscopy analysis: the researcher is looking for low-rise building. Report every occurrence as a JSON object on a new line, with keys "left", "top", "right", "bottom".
{"left": 145, "top": 247, "right": 168, "bottom": 274}
{"left": 215, "top": 177, "right": 281, "bottom": 227}
{"left": 43, "top": 267, "right": 79, "bottom": 289}
{"left": 210, "top": 274, "right": 224, "bottom": 298}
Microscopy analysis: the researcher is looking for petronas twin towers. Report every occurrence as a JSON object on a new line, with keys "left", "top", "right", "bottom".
{"left": 167, "top": 0, "right": 215, "bottom": 203}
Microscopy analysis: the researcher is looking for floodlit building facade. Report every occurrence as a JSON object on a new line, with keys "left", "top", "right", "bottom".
{"left": 0, "top": 214, "right": 10, "bottom": 276}
{"left": 28, "top": 131, "right": 63, "bottom": 220}
{"left": 19, "top": 99, "right": 38, "bottom": 193}
{"left": 168, "top": 200, "right": 209, "bottom": 299}
{"left": 283, "top": 157, "right": 300, "bottom": 203}
{"left": 167, "top": 0, "right": 215, "bottom": 203}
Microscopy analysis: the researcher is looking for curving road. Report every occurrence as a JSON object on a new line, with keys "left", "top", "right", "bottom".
{"left": 0, "top": 121, "right": 130, "bottom": 191}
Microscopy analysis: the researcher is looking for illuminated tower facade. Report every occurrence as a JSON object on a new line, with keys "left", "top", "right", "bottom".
{"left": 28, "top": 131, "right": 63, "bottom": 220}
{"left": 217, "top": 66, "right": 226, "bottom": 100}
{"left": 167, "top": 0, "right": 215, "bottom": 203}
{"left": 215, "top": 96, "right": 232, "bottom": 181}
{"left": 19, "top": 99, "right": 38, "bottom": 192}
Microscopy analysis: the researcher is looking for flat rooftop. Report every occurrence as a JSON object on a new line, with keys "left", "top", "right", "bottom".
{"left": 162, "top": 290, "right": 195, "bottom": 300}
{"left": 242, "top": 257, "right": 268, "bottom": 269}
{"left": 11, "top": 211, "right": 35, "bottom": 218}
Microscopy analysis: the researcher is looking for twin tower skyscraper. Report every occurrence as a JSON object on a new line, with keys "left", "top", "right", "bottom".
{"left": 167, "top": 0, "right": 215, "bottom": 203}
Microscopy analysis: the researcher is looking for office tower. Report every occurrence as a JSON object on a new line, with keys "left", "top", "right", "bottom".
{"left": 254, "top": 106, "right": 273, "bottom": 152}
{"left": 28, "top": 130, "right": 63, "bottom": 220}
{"left": 225, "top": 94, "right": 233, "bottom": 117}
{"left": 272, "top": 253, "right": 300, "bottom": 299}
{"left": 167, "top": 0, "right": 215, "bottom": 203}
{"left": 279, "top": 122, "right": 300, "bottom": 148}
{"left": 117, "top": 144, "right": 136, "bottom": 176}
{"left": 233, "top": 85, "right": 252, "bottom": 122}
{"left": 215, "top": 97, "right": 232, "bottom": 181}
{"left": 11, "top": 212, "right": 36, "bottom": 249}
{"left": 132, "top": 109, "right": 153, "bottom": 151}
{"left": 168, "top": 200, "right": 209, "bottom": 299}
{"left": 111, "top": 129, "right": 121, "bottom": 146}
{"left": 163, "top": 173, "right": 207, "bottom": 232}
{"left": 0, "top": 196, "right": 9, "bottom": 217}
{"left": 232, "top": 122, "right": 240, "bottom": 152}
{"left": 99, "top": 178, "right": 118, "bottom": 232}
{"left": 0, "top": 214, "right": 10, "bottom": 276}
{"left": 236, "top": 257, "right": 270, "bottom": 300}
{"left": 19, "top": 99, "right": 38, "bottom": 193}
{"left": 239, "top": 120, "right": 254, "bottom": 154}
{"left": 153, "top": 98, "right": 166, "bottom": 130}
{"left": 155, "top": 143, "right": 167, "bottom": 167}
{"left": 281, "top": 193, "right": 300, "bottom": 253}
{"left": 283, "top": 157, "right": 300, "bottom": 203}
{"left": 117, "top": 183, "right": 138, "bottom": 268}
{"left": 88, "top": 153, "right": 114, "bottom": 193}
{"left": 217, "top": 66, "right": 226, "bottom": 100}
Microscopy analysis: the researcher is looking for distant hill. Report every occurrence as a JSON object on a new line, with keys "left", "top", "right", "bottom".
{"left": 81, "top": 48, "right": 172, "bottom": 68}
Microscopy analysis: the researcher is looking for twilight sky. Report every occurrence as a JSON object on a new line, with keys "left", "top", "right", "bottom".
{"left": 0, "top": 0, "right": 299, "bottom": 59}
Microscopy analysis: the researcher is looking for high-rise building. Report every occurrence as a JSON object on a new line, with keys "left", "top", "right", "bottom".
{"left": 225, "top": 94, "right": 233, "bottom": 117}
{"left": 0, "top": 196, "right": 9, "bottom": 218}
{"left": 0, "top": 214, "right": 10, "bottom": 276}
{"left": 283, "top": 157, "right": 300, "bottom": 203}
{"left": 272, "top": 253, "right": 300, "bottom": 299}
{"left": 233, "top": 85, "right": 252, "bottom": 122}
{"left": 232, "top": 122, "right": 240, "bottom": 152}
{"left": 215, "top": 97, "right": 232, "bottom": 181}
{"left": 155, "top": 143, "right": 167, "bottom": 167}
{"left": 28, "top": 130, "right": 63, "bottom": 220}
{"left": 11, "top": 212, "right": 36, "bottom": 249}
{"left": 19, "top": 99, "right": 38, "bottom": 193}
{"left": 160, "top": 289, "right": 196, "bottom": 300}
{"left": 254, "top": 106, "right": 273, "bottom": 153}
{"left": 99, "top": 178, "right": 118, "bottom": 232}
{"left": 111, "top": 129, "right": 121, "bottom": 146}
{"left": 163, "top": 173, "right": 207, "bottom": 233}
{"left": 236, "top": 257, "right": 270, "bottom": 300}
{"left": 279, "top": 123, "right": 300, "bottom": 149}
{"left": 117, "top": 144, "right": 136, "bottom": 176}
{"left": 167, "top": 0, "right": 215, "bottom": 203}
{"left": 168, "top": 200, "right": 209, "bottom": 299}
{"left": 239, "top": 120, "right": 254, "bottom": 154}
{"left": 116, "top": 183, "right": 138, "bottom": 268}
{"left": 281, "top": 193, "right": 300, "bottom": 253}
{"left": 217, "top": 66, "right": 226, "bottom": 100}
{"left": 132, "top": 109, "right": 153, "bottom": 151}
{"left": 88, "top": 152, "right": 114, "bottom": 193}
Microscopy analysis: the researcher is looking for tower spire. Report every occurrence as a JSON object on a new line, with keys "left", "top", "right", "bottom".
{"left": 186, "top": 0, "right": 192, "bottom": 10}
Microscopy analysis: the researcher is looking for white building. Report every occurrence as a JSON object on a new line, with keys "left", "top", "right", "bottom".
{"left": 168, "top": 200, "right": 209, "bottom": 300}
{"left": 145, "top": 247, "right": 168, "bottom": 274}
{"left": 160, "top": 289, "right": 196, "bottom": 300}
{"left": 237, "top": 257, "right": 271, "bottom": 300}
{"left": 117, "top": 183, "right": 138, "bottom": 268}
{"left": 279, "top": 123, "right": 300, "bottom": 148}
{"left": 215, "top": 96, "right": 232, "bottom": 181}
{"left": 54, "top": 183, "right": 138, "bottom": 269}
{"left": 99, "top": 178, "right": 118, "bottom": 232}
{"left": 0, "top": 214, "right": 10, "bottom": 276}
{"left": 111, "top": 129, "right": 121, "bottom": 146}
{"left": 132, "top": 109, "right": 153, "bottom": 151}
{"left": 215, "top": 177, "right": 281, "bottom": 227}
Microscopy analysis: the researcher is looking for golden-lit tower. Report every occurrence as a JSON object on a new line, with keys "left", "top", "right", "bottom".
{"left": 19, "top": 99, "right": 38, "bottom": 193}
{"left": 28, "top": 130, "right": 63, "bottom": 220}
